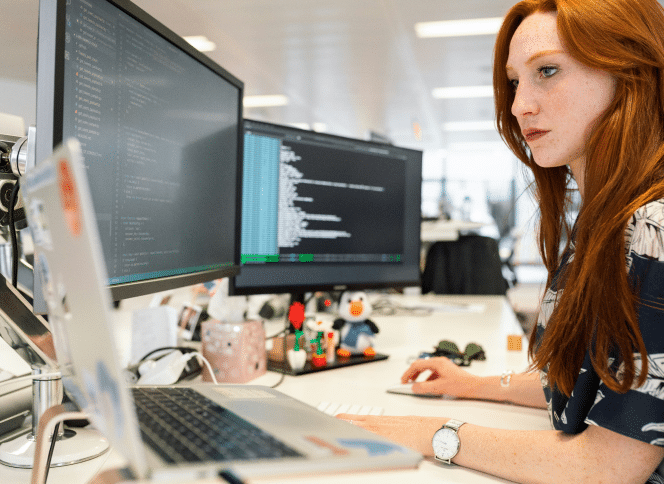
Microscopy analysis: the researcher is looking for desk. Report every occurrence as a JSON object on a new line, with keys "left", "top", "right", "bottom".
{"left": 3, "top": 294, "right": 550, "bottom": 484}
{"left": 246, "top": 294, "right": 550, "bottom": 484}
{"left": 420, "top": 220, "right": 485, "bottom": 242}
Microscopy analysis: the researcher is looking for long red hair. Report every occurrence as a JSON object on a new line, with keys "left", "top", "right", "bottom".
{"left": 494, "top": 0, "right": 664, "bottom": 396}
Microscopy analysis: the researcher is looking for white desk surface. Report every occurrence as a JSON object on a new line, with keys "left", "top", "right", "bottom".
{"left": 245, "top": 294, "right": 550, "bottom": 484}
{"left": 1, "top": 293, "right": 550, "bottom": 484}
{"left": 420, "top": 220, "right": 485, "bottom": 242}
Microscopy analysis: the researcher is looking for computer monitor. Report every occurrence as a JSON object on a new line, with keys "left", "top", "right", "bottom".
{"left": 34, "top": 0, "right": 243, "bottom": 311}
{"left": 231, "top": 119, "right": 422, "bottom": 302}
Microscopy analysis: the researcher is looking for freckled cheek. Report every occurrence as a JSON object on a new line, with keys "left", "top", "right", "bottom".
{"left": 579, "top": 76, "right": 615, "bottom": 124}
{"left": 550, "top": 91, "right": 597, "bottom": 136}
{"left": 546, "top": 91, "right": 571, "bottom": 119}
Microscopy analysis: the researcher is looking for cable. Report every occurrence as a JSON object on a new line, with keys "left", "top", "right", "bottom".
{"left": 136, "top": 346, "right": 194, "bottom": 364}
{"left": 127, "top": 346, "right": 201, "bottom": 382}
{"left": 188, "top": 351, "right": 218, "bottom": 385}
{"left": 371, "top": 296, "right": 433, "bottom": 317}
{"left": 135, "top": 346, "right": 199, "bottom": 369}
{"left": 43, "top": 422, "right": 60, "bottom": 484}
{"left": 8, "top": 180, "right": 20, "bottom": 288}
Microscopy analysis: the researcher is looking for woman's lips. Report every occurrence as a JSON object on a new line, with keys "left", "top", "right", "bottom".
{"left": 524, "top": 130, "right": 549, "bottom": 142}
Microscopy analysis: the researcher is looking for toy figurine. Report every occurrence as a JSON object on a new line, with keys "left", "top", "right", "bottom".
{"left": 286, "top": 329, "right": 306, "bottom": 371}
{"left": 333, "top": 291, "right": 379, "bottom": 357}
{"left": 305, "top": 318, "right": 336, "bottom": 366}
{"left": 286, "top": 302, "right": 307, "bottom": 371}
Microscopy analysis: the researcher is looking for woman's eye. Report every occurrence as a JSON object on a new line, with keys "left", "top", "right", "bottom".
{"left": 509, "top": 78, "right": 519, "bottom": 89}
{"left": 538, "top": 66, "right": 558, "bottom": 78}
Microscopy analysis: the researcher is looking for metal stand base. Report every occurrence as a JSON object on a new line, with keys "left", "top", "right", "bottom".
{"left": 0, "top": 427, "right": 109, "bottom": 469}
{"left": 0, "top": 365, "right": 108, "bottom": 469}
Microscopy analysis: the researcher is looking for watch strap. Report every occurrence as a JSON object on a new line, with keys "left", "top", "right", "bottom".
{"left": 444, "top": 419, "right": 465, "bottom": 432}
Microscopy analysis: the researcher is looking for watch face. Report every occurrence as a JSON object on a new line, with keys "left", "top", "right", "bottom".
{"left": 432, "top": 428, "right": 460, "bottom": 460}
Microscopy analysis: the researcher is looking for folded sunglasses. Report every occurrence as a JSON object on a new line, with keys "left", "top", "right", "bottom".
{"left": 418, "top": 340, "right": 486, "bottom": 366}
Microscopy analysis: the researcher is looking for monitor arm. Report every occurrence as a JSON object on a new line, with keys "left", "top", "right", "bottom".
{"left": 0, "top": 125, "right": 34, "bottom": 178}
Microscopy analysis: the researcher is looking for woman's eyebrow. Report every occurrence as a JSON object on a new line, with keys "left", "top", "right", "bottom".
{"left": 506, "top": 49, "right": 566, "bottom": 74}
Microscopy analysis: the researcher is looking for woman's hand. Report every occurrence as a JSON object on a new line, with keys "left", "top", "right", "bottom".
{"left": 401, "top": 356, "right": 480, "bottom": 398}
{"left": 336, "top": 414, "right": 446, "bottom": 456}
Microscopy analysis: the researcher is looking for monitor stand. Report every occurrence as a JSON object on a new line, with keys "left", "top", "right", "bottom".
{"left": 0, "top": 275, "right": 109, "bottom": 469}
{"left": 0, "top": 366, "right": 109, "bottom": 469}
{"left": 0, "top": 426, "right": 109, "bottom": 469}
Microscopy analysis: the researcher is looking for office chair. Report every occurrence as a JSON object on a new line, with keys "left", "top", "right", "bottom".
{"left": 421, "top": 234, "right": 508, "bottom": 295}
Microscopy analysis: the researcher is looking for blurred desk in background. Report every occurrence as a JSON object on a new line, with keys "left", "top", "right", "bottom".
{"left": 421, "top": 220, "right": 485, "bottom": 242}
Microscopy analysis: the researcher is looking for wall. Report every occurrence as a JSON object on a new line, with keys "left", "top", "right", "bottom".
{"left": 0, "top": 79, "right": 36, "bottom": 131}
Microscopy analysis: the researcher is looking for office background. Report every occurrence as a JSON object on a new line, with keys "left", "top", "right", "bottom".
{"left": 0, "top": 0, "right": 591, "bottom": 284}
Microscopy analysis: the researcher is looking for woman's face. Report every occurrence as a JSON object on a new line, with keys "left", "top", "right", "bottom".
{"left": 506, "top": 12, "right": 616, "bottom": 187}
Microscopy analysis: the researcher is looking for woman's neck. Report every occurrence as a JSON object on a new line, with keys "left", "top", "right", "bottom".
{"left": 568, "top": 158, "right": 585, "bottom": 200}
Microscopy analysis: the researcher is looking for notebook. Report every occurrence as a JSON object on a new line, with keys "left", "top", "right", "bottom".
{"left": 22, "top": 138, "right": 422, "bottom": 481}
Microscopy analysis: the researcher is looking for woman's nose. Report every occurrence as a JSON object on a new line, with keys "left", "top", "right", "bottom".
{"left": 511, "top": 83, "right": 539, "bottom": 118}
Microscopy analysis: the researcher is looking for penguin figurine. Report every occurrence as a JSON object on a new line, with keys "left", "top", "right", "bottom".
{"left": 333, "top": 291, "right": 379, "bottom": 357}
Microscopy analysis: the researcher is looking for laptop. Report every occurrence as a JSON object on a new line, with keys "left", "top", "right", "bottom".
{"left": 22, "top": 138, "right": 422, "bottom": 481}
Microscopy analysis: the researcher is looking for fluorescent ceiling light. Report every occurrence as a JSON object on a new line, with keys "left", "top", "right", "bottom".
{"left": 443, "top": 120, "right": 496, "bottom": 132}
{"left": 415, "top": 17, "right": 503, "bottom": 38}
{"left": 183, "top": 35, "right": 216, "bottom": 52}
{"left": 432, "top": 85, "right": 493, "bottom": 99}
{"left": 243, "top": 95, "right": 289, "bottom": 108}
{"left": 290, "top": 123, "right": 311, "bottom": 130}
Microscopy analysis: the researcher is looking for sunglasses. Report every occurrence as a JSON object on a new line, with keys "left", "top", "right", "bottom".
{"left": 419, "top": 340, "right": 486, "bottom": 366}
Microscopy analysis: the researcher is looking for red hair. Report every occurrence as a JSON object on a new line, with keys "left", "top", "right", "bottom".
{"left": 494, "top": 0, "right": 664, "bottom": 396}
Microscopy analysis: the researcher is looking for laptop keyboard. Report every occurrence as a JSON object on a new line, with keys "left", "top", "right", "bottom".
{"left": 132, "top": 387, "right": 303, "bottom": 464}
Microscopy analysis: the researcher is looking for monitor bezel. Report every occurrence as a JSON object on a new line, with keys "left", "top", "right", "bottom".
{"left": 36, "top": 0, "right": 244, "bottom": 306}
{"left": 230, "top": 119, "right": 422, "bottom": 297}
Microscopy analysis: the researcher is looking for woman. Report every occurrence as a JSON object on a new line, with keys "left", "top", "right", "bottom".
{"left": 338, "top": 0, "right": 664, "bottom": 482}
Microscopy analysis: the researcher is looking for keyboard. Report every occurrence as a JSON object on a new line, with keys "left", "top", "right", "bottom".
{"left": 317, "top": 401, "right": 384, "bottom": 416}
{"left": 132, "top": 387, "right": 303, "bottom": 463}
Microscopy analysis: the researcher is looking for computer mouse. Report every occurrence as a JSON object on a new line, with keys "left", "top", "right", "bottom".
{"left": 385, "top": 383, "right": 448, "bottom": 398}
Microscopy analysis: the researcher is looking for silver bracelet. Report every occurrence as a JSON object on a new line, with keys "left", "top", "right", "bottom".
{"left": 500, "top": 370, "right": 514, "bottom": 388}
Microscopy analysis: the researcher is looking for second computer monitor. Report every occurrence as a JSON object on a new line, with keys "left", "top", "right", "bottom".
{"left": 231, "top": 119, "right": 422, "bottom": 297}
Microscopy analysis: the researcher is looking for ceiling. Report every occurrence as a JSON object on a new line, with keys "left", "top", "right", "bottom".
{"left": 1, "top": 0, "right": 518, "bottom": 156}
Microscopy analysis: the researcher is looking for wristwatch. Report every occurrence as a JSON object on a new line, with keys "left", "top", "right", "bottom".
{"left": 432, "top": 419, "right": 465, "bottom": 464}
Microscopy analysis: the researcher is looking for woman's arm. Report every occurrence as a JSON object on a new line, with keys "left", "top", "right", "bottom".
{"left": 336, "top": 414, "right": 664, "bottom": 484}
{"left": 403, "top": 357, "right": 547, "bottom": 409}
{"left": 464, "top": 372, "right": 547, "bottom": 408}
{"left": 457, "top": 422, "right": 664, "bottom": 483}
